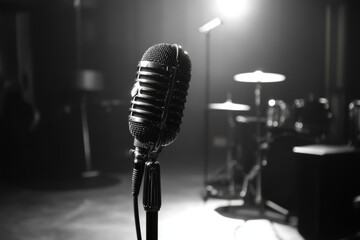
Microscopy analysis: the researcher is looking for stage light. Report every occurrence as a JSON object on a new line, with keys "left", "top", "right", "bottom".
{"left": 199, "top": 17, "right": 223, "bottom": 33}
{"left": 215, "top": 0, "right": 251, "bottom": 19}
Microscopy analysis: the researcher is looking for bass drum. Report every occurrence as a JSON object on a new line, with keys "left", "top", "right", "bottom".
{"left": 266, "top": 99, "right": 294, "bottom": 133}
{"left": 293, "top": 97, "right": 332, "bottom": 138}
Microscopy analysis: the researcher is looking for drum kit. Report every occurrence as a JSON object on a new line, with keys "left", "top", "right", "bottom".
{"left": 204, "top": 70, "right": 332, "bottom": 221}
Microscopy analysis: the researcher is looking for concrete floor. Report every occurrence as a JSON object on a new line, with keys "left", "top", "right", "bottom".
{"left": 0, "top": 164, "right": 305, "bottom": 240}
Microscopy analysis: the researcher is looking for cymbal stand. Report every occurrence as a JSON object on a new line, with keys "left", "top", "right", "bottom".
{"left": 254, "top": 82, "right": 263, "bottom": 205}
{"left": 225, "top": 109, "right": 240, "bottom": 196}
{"left": 204, "top": 107, "right": 244, "bottom": 199}
{"left": 240, "top": 82, "right": 289, "bottom": 216}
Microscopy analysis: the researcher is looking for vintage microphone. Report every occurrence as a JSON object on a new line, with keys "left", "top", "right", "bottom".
{"left": 128, "top": 43, "right": 192, "bottom": 240}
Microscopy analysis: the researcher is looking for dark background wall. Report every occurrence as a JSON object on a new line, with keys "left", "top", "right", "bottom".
{"left": 0, "top": 0, "right": 359, "bottom": 179}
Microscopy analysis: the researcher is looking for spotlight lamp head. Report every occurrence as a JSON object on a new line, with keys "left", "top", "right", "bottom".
{"left": 199, "top": 17, "right": 223, "bottom": 33}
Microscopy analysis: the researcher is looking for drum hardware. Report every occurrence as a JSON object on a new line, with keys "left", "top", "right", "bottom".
{"left": 211, "top": 72, "right": 332, "bottom": 223}
{"left": 266, "top": 97, "right": 333, "bottom": 142}
{"left": 236, "top": 115, "right": 266, "bottom": 124}
{"left": 215, "top": 71, "right": 289, "bottom": 222}
{"left": 267, "top": 99, "right": 291, "bottom": 129}
{"left": 239, "top": 140, "right": 269, "bottom": 198}
{"left": 204, "top": 94, "right": 250, "bottom": 199}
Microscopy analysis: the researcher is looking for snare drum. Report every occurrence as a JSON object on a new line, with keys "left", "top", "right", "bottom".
{"left": 266, "top": 99, "right": 293, "bottom": 131}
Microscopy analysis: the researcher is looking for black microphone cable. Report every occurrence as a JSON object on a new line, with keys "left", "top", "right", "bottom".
{"left": 130, "top": 142, "right": 149, "bottom": 240}
{"left": 133, "top": 196, "right": 142, "bottom": 240}
{"left": 131, "top": 144, "right": 162, "bottom": 240}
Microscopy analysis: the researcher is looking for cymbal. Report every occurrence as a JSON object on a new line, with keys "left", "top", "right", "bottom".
{"left": 234, "top": 70, "right": 285, "bottom": 83}
{"left": 209, "top": 100, "right": 250, "bottom": 111}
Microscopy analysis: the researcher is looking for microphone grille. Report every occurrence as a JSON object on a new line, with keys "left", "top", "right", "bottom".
{"left": 141, "top": 43, "right": 178, "bottom": 67}
{"left": 141, "top": 43, "right": 191, "bottom": 80}
{"left": 177, "top": 46, "right": 192, "bottom": 81}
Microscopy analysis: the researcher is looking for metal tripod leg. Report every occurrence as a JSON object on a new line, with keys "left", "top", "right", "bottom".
{"left": 204, "top": 104, "right": 246, "bottom": 200}
{"left": 237, "top": 82, "right": 288, "bottom": 218}
{"left": 240, "top": 162, "right": 260, "bottom": 198}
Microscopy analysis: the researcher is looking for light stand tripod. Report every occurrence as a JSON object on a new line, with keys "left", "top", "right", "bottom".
{"left": 199, "top": 17, "right": 223, "bottom": 191}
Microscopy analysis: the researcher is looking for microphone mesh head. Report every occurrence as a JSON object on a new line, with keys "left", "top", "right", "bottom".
{"left": 129, "top": 43, "right": 191, "bottom": 147}
{"left": 141, "top": 43, "right": 191, "bottom": 76}
{"left": 141, "top": 43, "right": 178, "bottom": 67}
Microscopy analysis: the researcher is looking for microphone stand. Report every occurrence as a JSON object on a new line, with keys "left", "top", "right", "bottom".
{"left": 143, "top": 150, "right": 162, "bottom": 240}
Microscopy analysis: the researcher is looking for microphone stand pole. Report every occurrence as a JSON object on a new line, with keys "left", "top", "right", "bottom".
{"left": 143, "top": 151, "right": 161, "bottom": 240}
{"left": 204, "top": 31, "right": 210, "bottom": 190}
{"left": 199, "top": 18, "right": 223, "bottom": 197}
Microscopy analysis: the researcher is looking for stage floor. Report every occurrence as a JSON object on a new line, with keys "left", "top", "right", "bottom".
{"left": 0, "top": 164, "right": 305, "bottom": 240}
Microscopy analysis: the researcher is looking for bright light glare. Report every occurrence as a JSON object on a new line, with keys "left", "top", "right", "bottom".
{"left": 268, "top": 99, "right": 276, "bottom": 107}
{"left": 199, "top": 17, "right": 223, "bottom": 33}
{"left": 216, "top": 0, "right": 251, "bottom": 18}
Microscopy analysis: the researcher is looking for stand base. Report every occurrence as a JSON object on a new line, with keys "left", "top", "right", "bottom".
{"left": 203, "top": 164, "right": 245, "bottom": 200}
{"left": 203, "top": 181, "right": 242, "bottom": 200}
{"left": 215, "top": 204, "right": 288, "bottom": 224}
{"left": 215, "top": 200, "right": 293, "bottom": 225}
{"left": 202, "top": 181, "right": 240, "bottom": 200}
{"left": 82, "top": 170, "right": 100, "bottom": 178}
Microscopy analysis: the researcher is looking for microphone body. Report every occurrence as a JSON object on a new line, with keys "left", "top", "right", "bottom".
{"left": 128, "top": 43, "right": 192, "bottom": 152}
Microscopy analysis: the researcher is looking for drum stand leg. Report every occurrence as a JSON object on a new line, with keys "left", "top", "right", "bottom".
{"left": 241, "top": 141, "right": 289, "bottom": 216}
{"left": 215, "top": 83, "right": 289, "bottom": 223}
{"left": 203, "top": 109, "right": 245, "bottom": 200}
{"left": 215, "top": 147, "right": 289, "bottom": 223}
{"left": 249, "top": 83, "right": 288, "bottom": 218}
